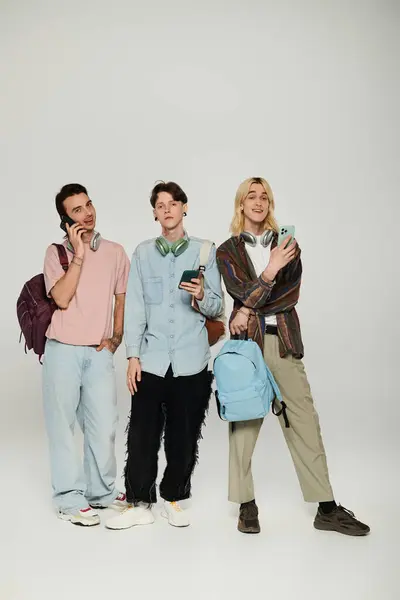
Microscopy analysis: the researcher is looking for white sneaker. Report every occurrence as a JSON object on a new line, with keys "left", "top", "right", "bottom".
{"left": 58, "top": 507, "right": 100, "bottom": 527}
{"left": 90, "top": 492, "right": 127, "bottom": 512}
{"left": 161, "top": 501, "right": 190, "bottom": 527}
{"left": 105, "top": 504, "right": 155, "bottom": 530}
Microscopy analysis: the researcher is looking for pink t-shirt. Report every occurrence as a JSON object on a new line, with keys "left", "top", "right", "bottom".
{"left": 44, "top": 238, "right": 130, "bottom": 346}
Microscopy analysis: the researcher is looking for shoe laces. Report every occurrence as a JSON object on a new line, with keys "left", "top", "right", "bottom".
{"left": 241, "top": 502, "right": 258, "bottom": 520}
{"left": 338, "top": 505, "right": 355, "bottom": 518}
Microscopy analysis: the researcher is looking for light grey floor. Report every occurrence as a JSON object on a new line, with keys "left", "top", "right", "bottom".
{"left": 2, "top": 373, "right": 396, "bottom": 600}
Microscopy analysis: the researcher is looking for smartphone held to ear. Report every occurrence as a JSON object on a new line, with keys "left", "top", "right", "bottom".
{"left": 179, "top": 269, "right": 200, "bottom": 287}
{"left": 60, "top": 215, "right": 75, "bottom": 233}
{"left": 278, "top": 225, "right": 296, "bottom": 248}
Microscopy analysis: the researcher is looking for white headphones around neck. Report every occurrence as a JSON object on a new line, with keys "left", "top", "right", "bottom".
{"left": 240, "top": 230, "right": 274, "bottom": 248}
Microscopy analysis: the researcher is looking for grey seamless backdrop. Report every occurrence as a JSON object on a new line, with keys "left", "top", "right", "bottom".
{"left": 0, "top": 1, "right": 399, "bottom": 599}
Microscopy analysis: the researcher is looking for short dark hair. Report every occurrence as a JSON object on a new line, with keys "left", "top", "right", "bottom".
{"left": 55, "top": 183, "right": 88, "bottom": 216}
{"left": 150, "top": 181, "right": 188, "bottom": 208}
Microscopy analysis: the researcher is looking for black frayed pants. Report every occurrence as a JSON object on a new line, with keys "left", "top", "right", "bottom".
{"left": 124, "top": 366, "right": 213, "bottom": 504}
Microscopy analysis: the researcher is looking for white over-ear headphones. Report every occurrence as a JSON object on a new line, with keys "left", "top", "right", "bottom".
{"left": 240, "top": 230, "right": 274, "bottom": 248}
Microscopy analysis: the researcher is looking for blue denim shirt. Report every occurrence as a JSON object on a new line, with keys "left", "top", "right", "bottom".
{"left": 124, "top": 234, "right": 224, "bottom": 377}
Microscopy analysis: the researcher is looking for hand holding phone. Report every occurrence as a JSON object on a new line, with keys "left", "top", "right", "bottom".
{"left": 179, "top": 269, "right": 204, "bottom": 301}
{"left": 60, "top": 214, "right": 76, "bottom": 233}
{"left": 60, "top": 215, "right": 86, "bottom": 259}
{"left": 278, "top": 225, "right": 296, "bottom": 248}
{"left": 263, "top": 225, "right": 297, "bottom": 281}
{"left": 178, "top": 269, "right": 200, "bottom": 287}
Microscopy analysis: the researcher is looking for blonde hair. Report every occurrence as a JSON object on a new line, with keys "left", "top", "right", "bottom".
{"left": 230, "top": 177, "right": 279, "bottom": 236}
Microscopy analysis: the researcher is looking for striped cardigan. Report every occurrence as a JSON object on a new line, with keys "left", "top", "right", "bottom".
{"left": 216, "top": 235, "right": 304, "bottom": 358}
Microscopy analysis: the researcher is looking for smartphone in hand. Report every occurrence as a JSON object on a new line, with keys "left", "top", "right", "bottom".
{"left": 60, "top": 215, "right": 75, "bottom": 233}
{"left": 278, "top": 225, "right": 296, "bottom": 248}
{"left": 178, "top": 269, "right": 200, "bottom": 287}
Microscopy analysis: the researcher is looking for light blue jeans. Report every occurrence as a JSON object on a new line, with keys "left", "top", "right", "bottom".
{"left": 42, "top": 339, "right": 119, "bottom": 513}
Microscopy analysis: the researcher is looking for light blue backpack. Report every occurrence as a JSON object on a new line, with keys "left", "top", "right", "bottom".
{"left": 213, "top": 338, "right": 288, "bottom": 424}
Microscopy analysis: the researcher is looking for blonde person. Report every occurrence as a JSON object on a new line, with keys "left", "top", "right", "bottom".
{"left": 216, "top": 177, "right": 369, "bottom": 537}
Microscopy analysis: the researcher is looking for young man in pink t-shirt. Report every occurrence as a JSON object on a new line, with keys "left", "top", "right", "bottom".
{"left": 42, "top": 183, "right": 130, "bottom": 526}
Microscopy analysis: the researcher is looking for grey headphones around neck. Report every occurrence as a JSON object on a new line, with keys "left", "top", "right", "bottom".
{"left": 240, "top": 230, "right": 274, "bottom": 248}
{"left": 67, "top": 231, "right": 102, "bottom": 253}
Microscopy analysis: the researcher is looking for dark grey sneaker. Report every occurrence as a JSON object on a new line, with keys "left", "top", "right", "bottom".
{"left": 314, "top": 505, "right": 370, "bottom": 536}
{"left": 238, "top": 500, "right": 260, "bottom": 534}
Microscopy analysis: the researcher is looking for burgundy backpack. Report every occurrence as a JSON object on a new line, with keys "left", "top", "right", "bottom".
{"left": 17, "top": 244, "right": 69, "bottom": 361}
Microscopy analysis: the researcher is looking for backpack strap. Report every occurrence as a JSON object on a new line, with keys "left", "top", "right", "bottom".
{"left": 265, "top": 362, "right": 290, "bottom": 428}
{"left": 272, "top": 399, "right": 290, "bottom": 428}
{"left": 199, "top": 240, "right": 213, "bottom": 272}
{"left": 198, "top": 239, "right": 226, "bottom": 324}
{"left": 52, "top": 243, "right": 69, "bottom": 272}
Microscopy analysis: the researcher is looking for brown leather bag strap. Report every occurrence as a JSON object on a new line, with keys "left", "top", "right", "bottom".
{"left": 52, "top": 244, "right": 69, "bottom": 272}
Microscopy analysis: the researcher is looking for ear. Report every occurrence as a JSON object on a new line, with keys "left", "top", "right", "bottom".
{"left": 182, "top": 203, "right": 188, "bottom": 216}
{"left": 153, "top": 209, "right": 157, "bottom": 222}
